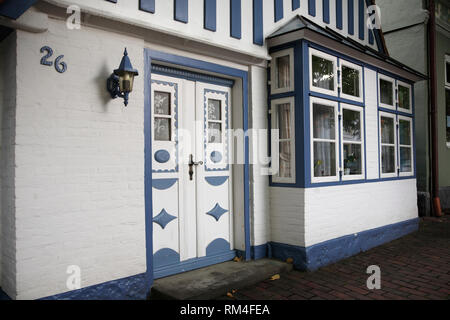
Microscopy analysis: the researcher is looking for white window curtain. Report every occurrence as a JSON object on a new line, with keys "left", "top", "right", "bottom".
{"left": 277, "top": 56, "right": 290, "bottom": 89}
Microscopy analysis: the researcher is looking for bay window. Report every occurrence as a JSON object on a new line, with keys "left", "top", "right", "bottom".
{"left": 310, "top": 97, "right": 339, "bottom": 182}
{"left": 309, "top": 48, "right": 338, "bottom": 96}
{"left": 341, "top": 104, "right": 364, "bottom": 180}
{"left": 271, "top": 97, "right": 295, "bottom": 183}
{"left": 271, "top": 49, "right": 295, "bottom": 94}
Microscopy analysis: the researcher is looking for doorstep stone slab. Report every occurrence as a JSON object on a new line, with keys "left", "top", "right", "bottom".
{"left": 150, "top": 259, "right": 293, "bottom": 300}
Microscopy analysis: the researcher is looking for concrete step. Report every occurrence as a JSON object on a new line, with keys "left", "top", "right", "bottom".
{"left": 149, "top": 258, "right": 293, "bottom": 300}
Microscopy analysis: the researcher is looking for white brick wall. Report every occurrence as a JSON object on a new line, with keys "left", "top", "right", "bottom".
{"left": 12, "top": 18, "right": 146, "bottom": 299}
{"left": 365, "top": 68, "right": 380, "bottom": 180}
{"left": 304, "top": 179, "right": 418, "bottom": 246}
{"left": 270, "top": 187, "right": 306, "bottom": 247}
{"left": 250, "top": 65, "right": 270, "bottom": 247}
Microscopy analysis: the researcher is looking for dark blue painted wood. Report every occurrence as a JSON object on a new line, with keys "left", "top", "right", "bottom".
{"left": 368, "top": 28, "right": 374, "bottom": 45}
{"left": 154, "top": 149, "right": 171, "bottom": 163}
{"left": 292, "top": 0, "right": 300, "bottom": 10}
{"left": 154, "top": 251, "right": 235, "bottom": 279}
{"left": 336, "top": 0, "right": 343, "bottom": 29}
{"left": 206, "top": 238, "right": 230, "bottom": 256}
{"left": 153, "top": 248, "right": 180, "bottom": 268}
{"left": 358, "top": 0, "right": 365, "bottom": 40}
{"left": 274, "top": 0, "right": 283, "bottom": 22}
{"left": 139, "top": 0, "right": 155, "bottom": 13}
{"left": 204, "top": 0, "right": 216, "bottom": 31}
{"left": 323, "top": 0, "right": 330, "bottom": 23}
{"left": 308, "top": 0, "right": 316, "bottom": 16}
{"left": 348, "top": 0, "right": 354, "bottom": 35}
{"left": 253, "top": 0, "right": 264, "bottom": 45}
{"left": 230, "top": 0, "right": 242, "bottom": 39}
{"left": 152, "top": 178, "right": 178, "bottom": 190}
{"left": 174, "top": 0, "right": 189, "bottom": 23}
{"left": 0, "top": 0, "right": 38, "bottom": 20}
{"left": 105, "top": 0, "right": 117, "bottom": 3}
{"left": 144, "top": 48, "right": 154, "bottom": 293}
{"left": 205, "top": 176, "right": 229, "bottom": 186}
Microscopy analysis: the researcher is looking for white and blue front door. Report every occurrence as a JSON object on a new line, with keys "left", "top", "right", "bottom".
{"left": 151, "top": 73, "right": 234, "bottom": 278}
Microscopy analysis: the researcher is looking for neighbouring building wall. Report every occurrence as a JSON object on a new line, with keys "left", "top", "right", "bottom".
{"left": 250, "top": 65, "right": 271, "bottom": 249}
{"left": 0, "top": 32, "right": 17, "bottom": 297}
{"left": 13, "top": 17, "right": 146, "bottom": 299}
{"left": 436, "top": 28, "right": 450, "bottom": 208}
{"left": 378, "top": 0, "right": 430, "bottom": 214}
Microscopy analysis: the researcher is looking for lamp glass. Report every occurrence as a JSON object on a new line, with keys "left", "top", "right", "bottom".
{"left": 119, "top": 72, "right": 135, "bottom": 93}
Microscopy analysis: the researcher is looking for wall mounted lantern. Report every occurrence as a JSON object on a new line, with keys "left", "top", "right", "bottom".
{"left": 107, "top": 48, "right": 139, "bottom": 106}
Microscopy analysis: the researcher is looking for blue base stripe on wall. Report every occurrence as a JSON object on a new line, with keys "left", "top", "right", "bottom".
{"left": 264, "top": 218, "right": 418, "bottom": 271}
{"left": 230, "top": 0, "right": 242, "bottom": 39}
{"left": 292, "top": 0, "right": 300, "bottom": 11}
{"left": 336, "top": 0, "right": 343, "bottom": 29}
{"left": 204, "top": 0, "right": 217, "bottom": 31}
{"left": 174, "top": 0, "right": 189, "bottom": 23}
{"left": 253, "top": 0, "right": 264, "bottom": 45}
{"left": 274, "top": 0, "right": 283, "bottom": 22}
{"left": 41, "top": 273, "right": 148, "bottom": 300}
{"left": 139, "top": 0, "right": 155, "bottom": 13}
{"left": 348, "top": 0, "right": 354, "bottom": 35}
{"left": 323, "top": 0, "right": 330, "bottom": 23}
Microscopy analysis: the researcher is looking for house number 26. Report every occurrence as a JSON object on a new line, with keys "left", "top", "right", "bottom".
{"left": 40, "top": 46, "right": 67, "bottom": 73}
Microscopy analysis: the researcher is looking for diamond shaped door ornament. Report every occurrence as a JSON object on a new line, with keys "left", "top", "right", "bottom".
{"left": 153, "top": 209, "right": 177, "bottom": 229}
{"left": 206, "top": 203, "right": 228, "bottom": 222}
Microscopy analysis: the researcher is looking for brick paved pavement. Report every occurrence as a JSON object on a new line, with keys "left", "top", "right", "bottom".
{"left": 223, "top": 216, "right": 450, "bottom": 300}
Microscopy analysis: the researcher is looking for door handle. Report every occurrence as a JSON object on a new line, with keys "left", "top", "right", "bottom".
{"left": 188, "top": 154, "right": 203, "bottom": 181}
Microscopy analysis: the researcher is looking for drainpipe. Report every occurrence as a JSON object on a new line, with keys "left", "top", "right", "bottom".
{"left": 428, "top": 0, "right": 443, "bottom": 217}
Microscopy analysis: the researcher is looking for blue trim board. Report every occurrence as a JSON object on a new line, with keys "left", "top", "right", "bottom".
{"left": 358, "top": 0, "right": 365, "bottom": 40}
{"left": 323, "top": 0, "right": 330, "bottom": 24}
{"left": 292, "top": 0, "right": 300, "bottom": 11}
{"left": 0, "top": 0, "right": 38, "bottom": 20}
{"left": 144, "top": 48, "right": 154, "bottom": 293}
{"left": 230, "top": 0, "right": 242, "bottom": 39}
{"left": 145, "top": 49, "right": 251, "bottom": 263}
{"left": 347, "top": 0, "right": 354, "bottom": 35}
{"left": 336, "top": 0, "right": 343, "bottom": 29}
{"left": 0, "top": 288, "right": 11, "bottom": 300}
{"left": 139, "top": 0, "right": 155, "bottom": 13}
{"left": 174, "top": 0, "right": 189, "bottom": 23}
{"left": 204, "top": 0, "right": 216, "bottom": 31}
{"left": 41, "top": 273, "right": 148, "bottom": 300}
{"left": 253, "top": 0, "right": 264, "bottom": 45}
{"left": 274, "top": 0, "right": 283, "bottom": 22}
{"left": 270, "top": 218, "right": 418, "bottom": 271}
{"left": 308, "top": 0, "right": 316, "bottom": 16}
{"left": 154, "top": 251, "right": 236, "bottom": 279}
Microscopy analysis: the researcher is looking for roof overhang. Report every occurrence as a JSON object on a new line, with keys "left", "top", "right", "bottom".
{"left": 0, "top": 0, "right": 39, "bottom": 20}
{"left": 267, "top": 16, "right": 426, "bottom": 83}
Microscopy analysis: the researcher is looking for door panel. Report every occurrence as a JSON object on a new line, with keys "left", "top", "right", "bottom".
{"left": 151, "top": 74, "right": 233, "bottom": 275}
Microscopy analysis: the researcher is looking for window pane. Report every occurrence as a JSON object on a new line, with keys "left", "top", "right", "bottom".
{"left": 208, "top": 122, "right": 222, "bottom": 143}
{"left": 313, "top": 141, "right": 336, "bottom": 177}
{"left": 208, "top": 99, "right": 221, "bottom": 120}
{"left": 342, "top": 65, "right": 360, "bottom": 97}
{"left": 398, "top": 85, "right": 410, "bottom": 110}
{"left": 380, "top": 79, "right": 393, "bottom": 106}
{"left": 343, "top": 143, "right": 362, "bottom": 175}
{"left": 381, "top": 116, "right": 395, "bottom": 144}
{"left": 154, "top": 118, "right": 171, "bottom": 141}
{"left": 446, "top": 89, "right": 450, "bottom": 143}
{"left": 154, "top": 91, "right": 171, "bottom": 115}
{"left": 313, "top": 103, "right": 335, "bottom": 139}
{"left": 276, "top": 55, "right": 290, "bottom": 89}
{"left": 381, "top": 146, "right": 396, "bottom": 173}
{"left": 277, "top": 103, "right": 291, "bottom": 139}
{"left": 278, "top": 141, "right": 292, "bottom": 178}
{"left": 343, "top": 109, "right": 361, "bottom": 141}
{"left": 446, "top": 62, "right": 450, "bottom": 84}
{"left": 399, "top": 119, "right": 411, "bottom": 146}
{"left": 312, "top": 55, "right": 335, "bottom": 91}
{"left": 400, "top": 146, "right": 412, "bottom": 173}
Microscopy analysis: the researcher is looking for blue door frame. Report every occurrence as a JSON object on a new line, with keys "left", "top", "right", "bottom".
{"left": 144, "top": 48, "right": 251, "bottom": 289}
